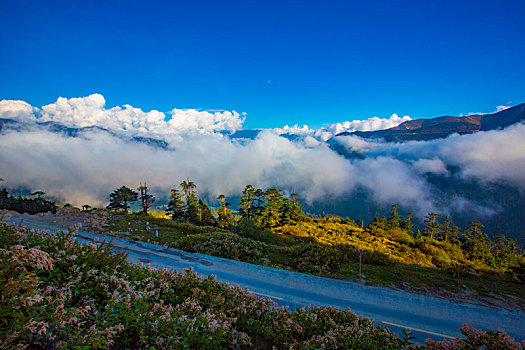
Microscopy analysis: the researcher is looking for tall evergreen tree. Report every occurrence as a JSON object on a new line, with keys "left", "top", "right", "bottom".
{"left": 217, "top": 194, "right": 235, "bottom": 229}
{"left": 423, "top": 213, "right": 441, "bottom": 239}
{"left": 401, "top": 212, "right": 414, "bottom": 235}
{"left": 366, "top": 213, "right": 387, "bottom": 234}
{"left": 289, "top": 192, "right": 304, "bottom": 221}
{"left": 180, "top": 178, "right": 197, "bottom": 205}
{"left": 238, "top": 185, "right": 256, "bottom": 221}
{"left": 180, "top": 178, "right": 199, "bottom": 223}
{"left": 261, "top": 188, "right": 285, "bottom": 228}
{"left": 167, "top": 188, "right": 185, "bottom": 221}
{"left": 198, "top": 199, "right": 216, "bottom": 226}
{"left": 387, "top": 204, "right": 401, "bottom": 229}
{"left": 253, "top": 188, "right": 266, "bottom": 224}
{"left": 437, "top": 217, "right": 453, "bottom": 242}
{"left": 463, "top": 221, "right": 493, "bottom": 266}
{"left": 107, "top": 186, "right": 138, "bottom": 213}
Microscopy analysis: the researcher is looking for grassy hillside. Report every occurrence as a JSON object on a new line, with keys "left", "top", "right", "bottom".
{"left": 106, "top": 212, "right": 525, "bottom": 308}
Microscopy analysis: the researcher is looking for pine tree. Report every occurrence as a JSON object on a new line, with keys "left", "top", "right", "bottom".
{"left": 463, "top": 221, "right": 494, "bottom": 266}
{"left": 261, "top": 188, "right": 284, "bottom": 228}
{"left": 198, "top": 199, "right": 216, "bottom": 226}
{"left": 238, "top": 185, "right": 255, "bottom": 221}
{"left": 217, "top": 194, "right": 235, "bottom": 229}
{"left": 289, "top": 192, "right": 304, "bottom": 221}
{"left": 186, "top": 199, "right": 200, "bottom": 224}
{"left": 423, "top": 213, "right": 441, "bottom": 239}
{"left": 366, "top": 214, "right": 387, "bottom": 234}
{"left": 107, "top": 186, "right": 138, "bottom": 213}
{"left": 401, "top": 212, "right": 414, "bottom": 235}
{"left": 437, "top": 217, "right": 453, "bottom": 242}
{"left": 387, "top": 204, "right": 401, "bottom": 229}
{"left": 252, "top": 188, "right": 266, "bottom": 225}
{"left": 180, "top": 178, "right": 197, "bottom": 205}
{"left": 180, "top": 179, "right": 199, "bottom": 224}
{"left": 167, "top": 188, "right": 185, "bottom": 221}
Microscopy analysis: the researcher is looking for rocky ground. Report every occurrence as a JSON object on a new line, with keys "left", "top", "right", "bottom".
{"left": 1, "top": 207, "right": 110, "bottom": 233}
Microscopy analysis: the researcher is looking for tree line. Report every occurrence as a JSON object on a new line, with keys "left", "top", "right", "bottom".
{"left": 0, "top": 188, "right": 57, "bottom": 215}
{"left": 106, "top": 182, "right": 305, "bottom": 230}
{"left": 367, "top": 204, "right": 522, "bottom": 270}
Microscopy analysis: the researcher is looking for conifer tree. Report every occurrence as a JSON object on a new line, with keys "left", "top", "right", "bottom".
{"left": 261, "top": 188, "right": 284, "bottom": 228}
{"left": 289, "top": 192, "right": 304, "bottom": 221}
{"left": 198, "top": 199, "right": 216, "bottom": 226}
{"left": 167, "top": 188, "right": 185, "bottom": 221}
{"left": 401, "top": 212, "right": 414, "bottom": 234}
{"left": 423, "top": 213, "right": 441, "bottom": 239}
{"left": 437, "top": 217, "right": 452, "bottom": 242}
{"left": 238, "top": 185, "right": 256, "bottom": 221}
{"left": 217, "top": 194, "right": 235, "bottom": 229}
{"left": 252, "top": 188, "right": 266, "bottom": 225}
{"left": 463, "top": 221, "right": 494, "bottom": 266}
{"left": 387, "top": 204, "right": 401, "bottom": 229}
{"left": 180, "top": 179, "right": 200, "bottom": 223}
{"left": 107, "top": 186, "right": 138, "bottom": 213}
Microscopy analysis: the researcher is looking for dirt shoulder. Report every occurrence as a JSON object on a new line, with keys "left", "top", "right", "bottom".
{"left": 390, "top": 282, "right": 525, "bottom": 313}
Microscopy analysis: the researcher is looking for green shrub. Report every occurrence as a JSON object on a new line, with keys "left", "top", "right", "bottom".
{"left": 173, "top": 232, "right": 267, "bottom": 264}
{"left": 234, "top": 220, "right": 296, "bottom": 246}
{"left": 288, "top": 244, "right": 346, "bottom": 275}
{"left": 436, "top": 240, "right": 465, "bottom": 262}
{"left": 361, "top": 248, "right": 394, "bottom": 266}
{"left": 386, "top": 227, "right": 415, "bottom": 245}
{"left": 417, "top": 242, "right": 452, "bottom": 268}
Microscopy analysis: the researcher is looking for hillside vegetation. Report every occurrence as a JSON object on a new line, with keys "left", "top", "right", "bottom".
{"left": 99, "top": 182, "right": 525, "bottom": 308}
{"left": 2, "top": 181, "right": 524, "bottom": 307}
{"left": 2, "top": 218, "right": 524, "bottom": 349}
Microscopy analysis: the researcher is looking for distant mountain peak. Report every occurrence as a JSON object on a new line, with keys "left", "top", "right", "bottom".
{"left": 337, "top": 103, "right": 525, "bottom": 142}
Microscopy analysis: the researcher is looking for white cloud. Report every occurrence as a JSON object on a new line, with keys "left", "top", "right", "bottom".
{"left": 353, "top": 156, "right": 438, "bottom": 215}
{"left": 342, "top": 122, "right": 525, "bottom": 188}
{"left": 1, "top": 94, "right": 246, "bottom": 144}
{"left": 437, "top": 123, "right": 525, "bottom": 186}
{"left": 0, "top": 100, "right": 36, "bottom": 121}
{"left": 332, "top": 135, "right": 382, "bottom": 153}
{"left": 462, "top": 104, "right": 512, "bottom": 116}
{"left": 327, "top": 113, "right": 412, "bottom": 134}
{"left": 0, "top": 129, "right": 357, "bottom": 207}
{"left": 1, "top": 94, "right": 523, "bottom": 222}
{"left": 273, "top": 113, "right": 412, "bottom": 142}
{"left": 496, "top": 105, "right": 511, "bottom": 112}
{"left": 410, "top": 158, "right": 449, "bottom": 176}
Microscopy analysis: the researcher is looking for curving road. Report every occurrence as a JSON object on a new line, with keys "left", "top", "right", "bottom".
{"left": 5, "top": 213, "right": 525, "bottom": 344}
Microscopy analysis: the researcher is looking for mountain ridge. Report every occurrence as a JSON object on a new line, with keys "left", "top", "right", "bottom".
{"left": 338, "top": 103, "right": 525, "bottom": 142}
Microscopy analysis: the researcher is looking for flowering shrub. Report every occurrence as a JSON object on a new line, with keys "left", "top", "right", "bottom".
{"left": 1, "top": 217, "right": 522, "bottom": 349}
{"left": 426, "top": 324, "right": 524, "bottom": 349}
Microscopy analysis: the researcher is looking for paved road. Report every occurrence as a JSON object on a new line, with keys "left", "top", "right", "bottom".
{"left": 5, "top": 214, "right": 525, "bottom": 344}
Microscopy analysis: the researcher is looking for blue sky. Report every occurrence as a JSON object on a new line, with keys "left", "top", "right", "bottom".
{"left": 1, "top": 0, "right": 524, "bottom": 129}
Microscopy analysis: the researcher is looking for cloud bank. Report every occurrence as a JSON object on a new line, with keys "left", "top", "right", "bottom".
{"left": 273, "top": 113, "right": 412, "bottom": 141}
{"left": 0, "top": 94, "right": 523, "bottom": 222}
{"left": 1, "top": 94, "right": 246, "bottom": 145}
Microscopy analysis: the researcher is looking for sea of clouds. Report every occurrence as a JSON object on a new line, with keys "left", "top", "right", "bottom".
{"left": 1, "top": 94, "right": 524, "bottom": 219}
